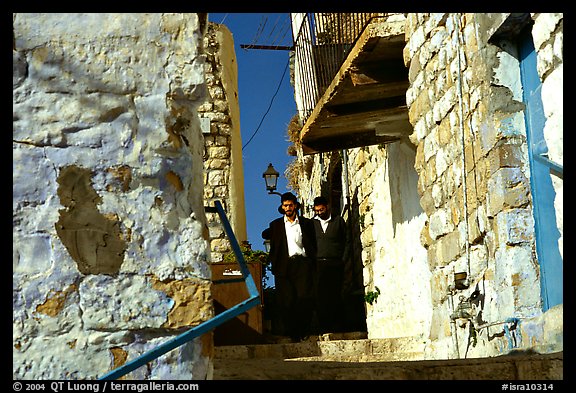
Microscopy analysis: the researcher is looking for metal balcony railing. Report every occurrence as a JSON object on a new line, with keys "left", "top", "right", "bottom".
{"left": 98, "top": 200, "right": 260, "bottom": 380}
{"left": 292, "top": 13, "right": 388, "bottom": 123}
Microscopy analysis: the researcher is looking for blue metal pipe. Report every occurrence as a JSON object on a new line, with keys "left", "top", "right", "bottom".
{"left": 98, "top": 200, "right": 261, "bottom": 380}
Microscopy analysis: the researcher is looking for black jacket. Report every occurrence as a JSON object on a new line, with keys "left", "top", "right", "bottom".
{"left": 265, "top": 215, "right": 317, "bottom": 277}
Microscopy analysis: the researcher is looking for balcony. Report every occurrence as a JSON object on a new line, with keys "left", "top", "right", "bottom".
{"left": 292, "top": 13, "right": 410, "bottom": 154}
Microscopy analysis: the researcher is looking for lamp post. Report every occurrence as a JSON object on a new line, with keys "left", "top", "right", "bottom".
{"left": 262, "top": 164, "right": 279, "bottom": 253}
{"left": 262, "top": 163, "right": 282, "bottom": 197}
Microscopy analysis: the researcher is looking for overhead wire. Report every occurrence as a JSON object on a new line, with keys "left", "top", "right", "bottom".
{"left": 242, "top": 59, "right": 290, "bottom": 151}
{"left": 249, "top": 15, "right": 268, "bottom": 49}
{"left": 267, "top": 14, "right": 281, "bottom": 43}
{"left": 217, "top": 13, "right": 229, "bottom": 26}
{"left": 241, "top": 13, "right": 293, "bottom": 150}
{"left": 270, "top": 16, "right": 291, "bottom": 48}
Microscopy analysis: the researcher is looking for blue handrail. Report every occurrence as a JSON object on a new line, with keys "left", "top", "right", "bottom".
{"left": 98, "top": 200, "right": 261, "bottom": 380}
{"left": 534, "top": 153, "right": 563, "bottom": 179}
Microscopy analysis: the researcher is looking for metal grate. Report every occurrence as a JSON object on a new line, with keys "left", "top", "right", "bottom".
{"left": 292, "top": 13, "right": 386, "bottom": 123}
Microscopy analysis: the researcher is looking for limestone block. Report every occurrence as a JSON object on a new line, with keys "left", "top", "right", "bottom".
{"left": 206, "top": 158, "right": 227, "bottom": 169}
{"left": 467, "top": 209, "right": 483, "bottom": 245}
{"left": 532, "top": 13, "right": 562, "bottom": 51}
{"left": 208, "top": 146, "right": 229, "bottom": 159}
{"left": 423, "top": 129, "right": 439, "bottom": 162}
{"left": 207, "top": 169, "right": 227, "bottom": 187}
{"left": 418, "top": 39, "right": 433, "bottom": 68}
{"left": 433, "top": 85, "right": 457, "bottom": 125}
{"left": 201, "top": 111, "right": 230, "bottom": 123}
{"left": 429, "top": 26, "right": 449, "bottom": 56}
{"left": 486, "top": 168, "right": 530, "bottom": 217}
{"left": 408, "top": 87, "right": 431, "bottom": 127}
{"left": 210, "top": 238, "right": 231, "bottom": 253}
{"left": 435, "top": 147, "right": 450, "bottom": 178}
{"left": 438, "top": 230, "right": 462, "bottom": 265}
{"left": 217, "top": 123, "right": 232, "bottom": 135}
{"left": 429, "top": 208, "right": 454, "bottom": 239}
{"left": 213, "top": 99, "right": 228, "bottom": 112}
{"left": 406, "top": 24, "right": 426, "bottom": 61}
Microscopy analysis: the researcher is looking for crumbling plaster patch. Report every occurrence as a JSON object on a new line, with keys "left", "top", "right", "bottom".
{"left": 55, "top": 165, "right": 126, "bottom": 275}
{"left": 151, "top": 276, "right": 214, "bottom": 329}
{"left": 36, "top": 284, "right": 78, "bottom": 317}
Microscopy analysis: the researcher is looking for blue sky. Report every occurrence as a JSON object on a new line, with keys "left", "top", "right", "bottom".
{"left": 208, "top": 13, "right": 296, "bottom": 285}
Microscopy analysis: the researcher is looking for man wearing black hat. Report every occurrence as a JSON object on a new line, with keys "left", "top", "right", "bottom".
{"left": 263, "top": 192, "right": 317, "bottom": 341}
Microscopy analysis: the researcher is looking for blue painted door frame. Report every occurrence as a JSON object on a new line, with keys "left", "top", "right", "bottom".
{"left": 518, "top": 28, "right": 563, "bottom": 310}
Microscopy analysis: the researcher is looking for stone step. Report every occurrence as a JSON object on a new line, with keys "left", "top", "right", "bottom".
{"left": 212, "top": 334, "right": 563, "bottom": 380}
{"left": 214, "top": 333, "right": 426, "bottom": 361}
{"left": 212, "top": 351, "right": 563, "bottom": 380}
{"left": 288, "top": 351, "right": 425, "bottom": 363}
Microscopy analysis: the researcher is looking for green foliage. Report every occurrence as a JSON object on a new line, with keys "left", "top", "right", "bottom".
{"left": 364, "top": 286, "right": 380, "bottom": 305}
{"left": 221, "top": 244, "right": 272, "bottom": 290}
{"left": 222, "top": 246, "right": 269, "bottom": 266}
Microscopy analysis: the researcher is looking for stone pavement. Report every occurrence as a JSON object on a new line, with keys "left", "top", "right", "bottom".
{"left": 211, "top": 332, "right": 563, "bottom": 380}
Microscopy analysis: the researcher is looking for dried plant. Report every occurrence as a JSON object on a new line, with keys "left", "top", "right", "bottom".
{"left": 285, "top": 158, "right": 303, "bottom": 195}
{"left": 287, "top": 144, "right": 298, "bottom": 156}
{"left": 286, "top": 114, "right": 302, "bottom": 144}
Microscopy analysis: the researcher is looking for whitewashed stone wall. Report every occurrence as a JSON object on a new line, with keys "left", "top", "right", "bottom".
{"left": 292, "top": 12, "right": 562, "bottom": 360}
{"left": 403, "top": 12, "right": 563, "bottom": 358}
{"left": 13, "top": 13, "right": 214, "bottom": 380}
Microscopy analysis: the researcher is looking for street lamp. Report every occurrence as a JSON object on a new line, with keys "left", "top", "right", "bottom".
{"left": 262, "top": 163, "right": 282, "bottom": 196}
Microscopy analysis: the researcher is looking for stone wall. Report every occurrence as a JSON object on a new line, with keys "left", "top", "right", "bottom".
{"left": 199, "top": 22, "right": 247, "bottom": 262}
{"left": 13, "top": 13, "right": 214, "bottom": 379}
{"left": 403, "top": 12, "right": 562, "bottom": 358}
{"left": 291, "top": 13, "right": 562, "bottom": 360}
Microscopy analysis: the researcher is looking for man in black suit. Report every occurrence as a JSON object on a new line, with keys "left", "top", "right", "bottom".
{"left": 312, "top": 196, "right": 350, "bottom": 334}
{"left": 263, "top": 192, "right": 317, "bottom": 341}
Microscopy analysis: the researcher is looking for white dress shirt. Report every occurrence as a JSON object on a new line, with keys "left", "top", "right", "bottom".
{"left": 314, "top": 214, "right": 331, "bottom": 233}
{"left": 284, "top": 215, "right": 306, "bottom": 257}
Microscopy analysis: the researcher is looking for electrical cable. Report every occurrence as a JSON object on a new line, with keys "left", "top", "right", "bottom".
{"left": 242, "top": 59, "right": 290, "bottom": 151}
{"left": 271, "top": 19, "right": 291, "bottom": 48}
{"left": 251, "top": 15, "right": 268, "bottom": 47}
{"left": 217, "top": 14, "right": 228, "bottom": 25}
{"left": 267, "top": 14, "right": 281, "bottom": 42}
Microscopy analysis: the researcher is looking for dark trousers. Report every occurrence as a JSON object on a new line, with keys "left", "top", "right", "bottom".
{"left": 315, "top": 258, "right": 345, "bottom": 333}
{"left": 275, "top": 256, "right": 315, "bottom": 339}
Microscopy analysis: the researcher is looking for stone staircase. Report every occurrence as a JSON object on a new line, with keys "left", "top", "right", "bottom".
{"left": 212, "top": 332, "right": 563, "bottom": 380}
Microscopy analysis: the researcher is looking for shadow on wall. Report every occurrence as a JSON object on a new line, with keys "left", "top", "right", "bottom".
{"left": 388, "top": 141, "right": 422, "bottom": 238}
{"left": 344, "top": 192, "right": 368, "bottom": 333}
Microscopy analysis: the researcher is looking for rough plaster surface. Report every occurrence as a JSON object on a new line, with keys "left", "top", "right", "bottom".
{"left": 13, "top": 13, "right": 214, "bottom": 380}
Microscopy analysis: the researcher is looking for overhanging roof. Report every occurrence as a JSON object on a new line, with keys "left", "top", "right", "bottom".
{"left": 300, "top": 19, "right": 411, "bottom": 155}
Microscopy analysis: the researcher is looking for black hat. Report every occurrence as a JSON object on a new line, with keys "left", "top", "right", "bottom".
{"left": 314, "top": 196, "right": 328, "bottom": 206}
{"left": 280, "top": 192, "right": 297, "bottom": 202}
